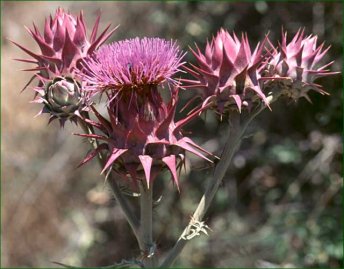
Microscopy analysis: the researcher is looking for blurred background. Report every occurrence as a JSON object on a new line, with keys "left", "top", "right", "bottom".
{"left": 1, "top": 1, "right": 342, "bottom": 268}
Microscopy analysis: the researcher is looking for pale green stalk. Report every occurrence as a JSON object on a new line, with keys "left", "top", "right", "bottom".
{"left": 139, "top": 183, "right": 158, "bottom": 267}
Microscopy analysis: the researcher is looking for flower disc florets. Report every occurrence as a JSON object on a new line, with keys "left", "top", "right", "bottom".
{"left": 81, "top": 37, "right": 185, "bottom": 97}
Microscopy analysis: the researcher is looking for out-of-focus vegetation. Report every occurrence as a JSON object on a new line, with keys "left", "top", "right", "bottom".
{"left": 1, "top": 1, "right": 342, "bottom": 268}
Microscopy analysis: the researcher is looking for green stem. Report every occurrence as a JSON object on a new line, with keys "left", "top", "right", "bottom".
{"left": 139, "top": 183, "right": 157, "bottom": 267}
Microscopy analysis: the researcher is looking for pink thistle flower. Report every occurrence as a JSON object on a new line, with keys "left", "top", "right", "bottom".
{"left": 183, "top": 28, "right": 269, "bottom": 114}
{"left": 80, "top": 37, "right": 185, "bottom": 98}
{"left": 75, "top": 88, "right": 213, "bottom": 190}
{"left": 76, "top": 37, "right": 210, "bottom": 189}
{"left": 265, "top": 29, "right": 339, "bottom": 101}
{"left": 75, "top": 38, "right": 210, "bottom": 189}
{"left": 12, "top": 8, "right": 117, "bottom": 125}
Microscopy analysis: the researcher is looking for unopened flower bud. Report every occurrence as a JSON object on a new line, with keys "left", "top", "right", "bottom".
{"left": 40, "top": 76, "right": 89, "bottom": 125}
{"left": 47, "top": 78, "right": 81, "bottom": 113}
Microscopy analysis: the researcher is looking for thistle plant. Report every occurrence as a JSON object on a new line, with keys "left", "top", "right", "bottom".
{"left": 13, "top": 7, "right": 339, "bottom": 268}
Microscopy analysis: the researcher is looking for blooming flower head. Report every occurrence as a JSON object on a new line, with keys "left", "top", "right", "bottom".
{"left": 183, "top": 28, "right": 269, "bottom": 114}
{"left": 81, "top": 37, "right": 185, "bottom": 98}
{"left": 265, "top": 29, "right": 339, "bottom": 101}
{"left": 75, "top": 36, "right": 211, "bottom": 189}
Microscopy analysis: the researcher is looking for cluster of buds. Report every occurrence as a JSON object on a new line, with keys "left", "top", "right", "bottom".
{"left": 13, "top": 8, "right": 116, "bottom": 125}
{"left": 14, "top": 8, "right": 338, "bottom": 188}
{"left": 183, "top": 28, "right": 338, "bottom": 114}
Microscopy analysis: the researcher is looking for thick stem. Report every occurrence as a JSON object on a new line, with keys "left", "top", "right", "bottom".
{"left": 78, "top": 115, "right": 142, "bottom": 248}
{"left": 160, "top": 104, "right": 267, "bottom": 268}
{"left": 140, "top": 183, "right": 157, "bottom": 267}
{"left": 192, "top": 113, "right": 241, "bottom": 220}
{"left": 107, "top": 176, "right": 142, "bottom": 246}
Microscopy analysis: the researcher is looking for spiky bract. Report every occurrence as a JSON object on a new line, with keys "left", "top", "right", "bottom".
{"left": 76, "top": 88, "right": 212, "bottom": 189}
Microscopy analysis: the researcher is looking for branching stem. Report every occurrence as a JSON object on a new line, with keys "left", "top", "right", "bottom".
{"left": 160, "top": 101, "right": 270, "bottom": 268}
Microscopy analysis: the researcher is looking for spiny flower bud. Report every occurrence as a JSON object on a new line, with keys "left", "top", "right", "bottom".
{"left": 183, "top": 28, "right": 269, "bottom": 114}
{"left": 13, "top": 8, "right": 117, "bottom": 82}
{"left": 12, "top": 8, "right": 117, "bottom": 125}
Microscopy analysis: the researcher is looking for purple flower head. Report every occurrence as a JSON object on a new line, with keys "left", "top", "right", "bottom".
{"left": 81, "top": 37, "right": 185, "bottom": 97}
